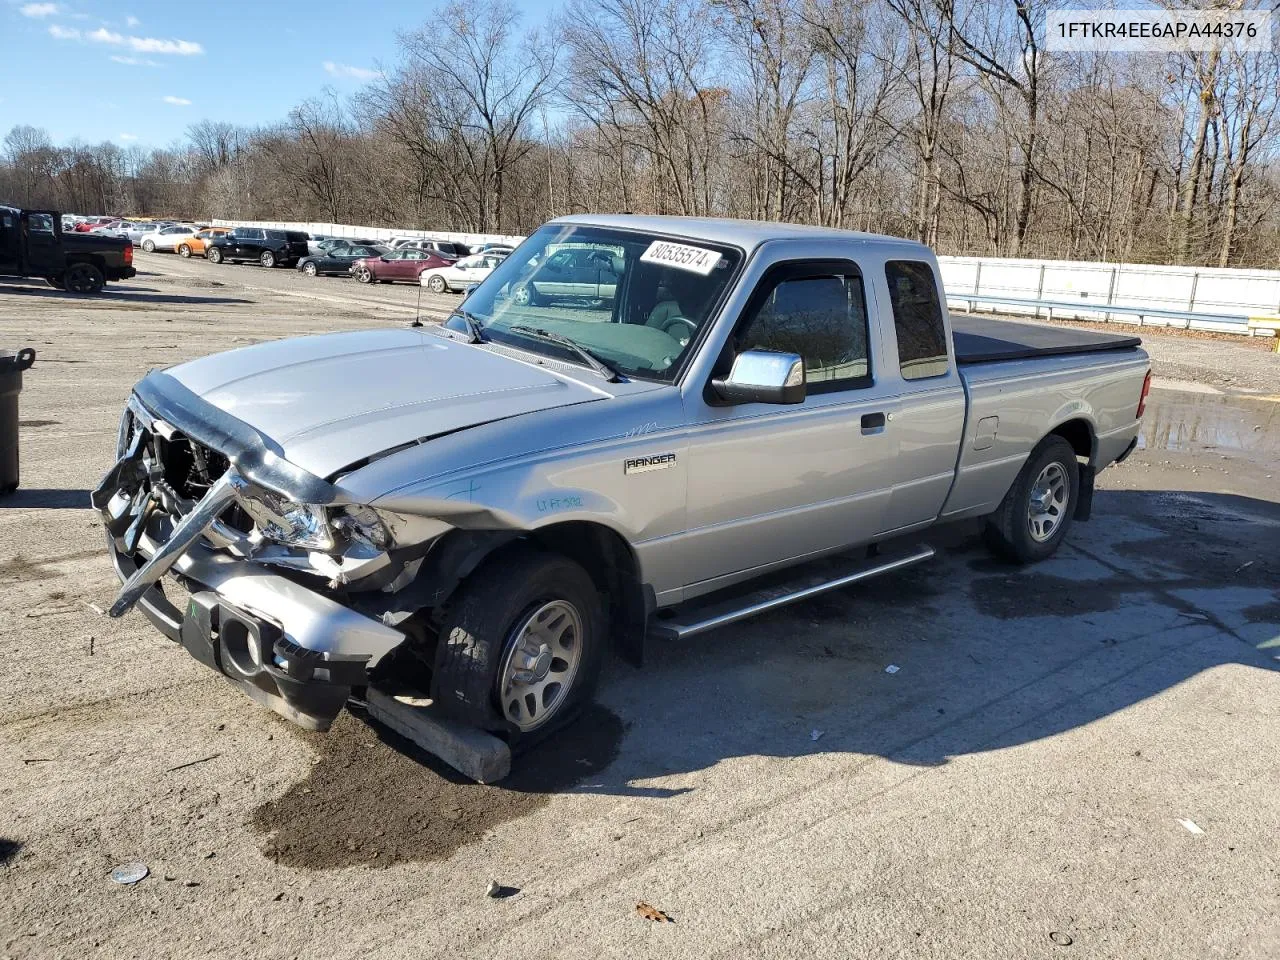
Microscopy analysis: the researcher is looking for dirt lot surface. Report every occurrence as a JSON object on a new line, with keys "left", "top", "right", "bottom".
{"left": 1, "top": 254, "right": 1278, "bottom": 960}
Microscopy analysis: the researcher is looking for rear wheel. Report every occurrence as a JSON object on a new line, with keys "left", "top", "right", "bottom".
{"left": 141, "top": 239, "right": 156, "bottom": 253}
{"left": 259, "top": 250, "right": 276, "bottom": 268}
{"left": 63, "top": 262, "right": 105, "bottom": 295}
{"left": 984, "top": 435, "right": 1079, "bottom": 563}
{"left": 178, "top": 243, "right": 192, "bottom": 258}
{"left": 355, "top": 266, "right": 374, "bottom": 284}
{"left": 431, "top": 547, "right": 605, "bottom": 745}
{"left": 426, "top": 273, "right": 447, "bottom": 293}
{"left": 207, "top": 247, "right": 223, "bottom": 264}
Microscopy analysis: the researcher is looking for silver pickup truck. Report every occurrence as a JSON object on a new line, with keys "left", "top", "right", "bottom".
{"left": 93, "top": 215, "right": 1151, "bottom": 744}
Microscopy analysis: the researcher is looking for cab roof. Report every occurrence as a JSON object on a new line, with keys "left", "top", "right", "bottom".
{"left": 550, "top": 214, "right": 933, "bottom": 258}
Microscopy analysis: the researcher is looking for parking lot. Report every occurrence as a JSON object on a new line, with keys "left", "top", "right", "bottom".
{"left": 1, "top": 254, "right": 1278, "bottom": 960}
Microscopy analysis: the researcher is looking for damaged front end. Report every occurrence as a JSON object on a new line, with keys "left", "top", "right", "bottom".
{"left": 92, "top": 372, "right": 430, "bottom": 730}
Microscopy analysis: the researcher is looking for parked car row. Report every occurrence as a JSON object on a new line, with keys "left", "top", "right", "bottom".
{"left": 73, "top": 216, "right": 518, "bottom": 292}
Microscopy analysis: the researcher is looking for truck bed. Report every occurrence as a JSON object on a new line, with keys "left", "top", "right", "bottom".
{"left": 952, "top": 315, "right": 1141, "bottom": 365}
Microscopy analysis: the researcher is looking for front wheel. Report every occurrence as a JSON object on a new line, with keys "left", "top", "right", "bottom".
{"left": 984, "top": 435, "right": 1079, "bottom": 564}
{"left": 207, "top": 247, "right": 223, "bottom": 264}
{"left": 178, "top": 244, "right": 192, "bottom": 258}
{"left": 302, "top": 261, "right": 318, "bottom": 277}
{"left": 431, "top": 547, "right": 604, "bottom": 744}
{"left": 259, "top": 250, "right": 276, "bottom": 268}
{"left": 511, "top": 282, "right": 540, "bottom": 306}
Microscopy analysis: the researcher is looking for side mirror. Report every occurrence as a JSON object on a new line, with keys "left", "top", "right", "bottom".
{"left": 711, "top": 349, "right": 805, "bottom": 405}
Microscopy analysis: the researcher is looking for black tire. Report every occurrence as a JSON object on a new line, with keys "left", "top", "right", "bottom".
{"left": 426, "top": 273, "right": 447, "bottom": 293}
{"left": 984, "top": 435, "right": 1079, "bottom": 564}
{"left": 259, "top": 250, "right": 276, "bottom": 268}
{"left": 431, "top": 546, "right": 605, "bottom": 745}
{"left": 355, "top": 266, "right": 374, "bottom": 284}
{"left": 302, "top": 261, "right": 318, "bottom": 277}
{"left": 207, "top": 247, "right": 223, "bottom": 264}
{"left": 63, "top": 262, "right": 105, "bottom": 295}
{"left": 178, "top": 243, "right": 192, "bottom": 258}
{"left": 141, "top": 239, "right": 156, "bottom": 253}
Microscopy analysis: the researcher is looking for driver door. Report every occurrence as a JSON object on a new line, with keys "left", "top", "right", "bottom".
{"left": 678, "top": 259, "right": 901, "bottom": 596}
{"left": 0, "top": 209, "right": 19, "bottom": 274}
{"left": 21, "top": 211, "right": 64, "bottom": 275}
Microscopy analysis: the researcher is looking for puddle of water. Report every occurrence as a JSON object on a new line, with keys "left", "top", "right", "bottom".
{"left": 1139, "top": 390, "right": 1280, "bottom": 455}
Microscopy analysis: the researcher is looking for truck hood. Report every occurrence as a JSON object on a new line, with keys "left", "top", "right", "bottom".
{"left": 165, "top": 328, "right": 606, "bottom": 478}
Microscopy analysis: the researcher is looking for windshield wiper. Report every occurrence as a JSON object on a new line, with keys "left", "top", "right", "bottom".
{"left": 509, "top": 325, "right": 623, "bottom": 383}
{"left": 448, "top": 309, "right": 486, "bottom": 343}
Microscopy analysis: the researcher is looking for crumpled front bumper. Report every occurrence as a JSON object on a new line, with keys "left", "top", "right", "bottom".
{"left": 106, "top": 531, "right": 404, "bottom": 730}
{"left": 94, "top": 372, "right": 406, "bottom": 729}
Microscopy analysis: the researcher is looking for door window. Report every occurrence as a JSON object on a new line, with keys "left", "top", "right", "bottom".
{"left": 27, "top": 213, "right": 55, "bottom": 234}
{"left": 734, "top": 268, "right": 872, "bottom": 392}
{"left": 885, "top": 260, "right": 949, "bottom": 380}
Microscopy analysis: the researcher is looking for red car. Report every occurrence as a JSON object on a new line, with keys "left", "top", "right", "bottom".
{"left": 352, "top": 248, "right": 452, "bottom": 284}
{"left": 73, "top": 217, "right": 114, "bottom": 233}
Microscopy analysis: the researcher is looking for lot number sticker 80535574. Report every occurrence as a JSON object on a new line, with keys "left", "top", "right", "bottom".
{"left": 639, "top": 240, "right": 723, "bottom": 275}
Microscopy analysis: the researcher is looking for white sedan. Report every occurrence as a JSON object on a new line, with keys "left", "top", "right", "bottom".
{"left": 418, "top": 252, "right": 507, "bottom": 293}
{"left": 139, "top": 225, "right": 200, "bottom": 253}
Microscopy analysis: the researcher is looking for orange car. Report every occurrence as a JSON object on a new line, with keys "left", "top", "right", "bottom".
{"left": 178, "top": 227, "right": 230, "bottom": 258}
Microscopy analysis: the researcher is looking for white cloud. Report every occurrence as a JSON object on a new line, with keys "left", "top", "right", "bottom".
{"left": 127, "top": 35, "right": 201, "bottom": 54}
{"left": 20, "top": 3, "right": 58, "bottom": 17}
{"left": 118, "top": 133, "right": 137, "bottom": 141}
{"left": 110, "top": 54, "right": 158, "bottom": 66}
{"left": 125, "top": 14, "right": 139, "bottom": 27}
{"left": 162, "top": 95, "right": 191, "bottom": 106}
{"left": 47, "top": 22, "right": 204, "bottom": 55}
{"left": 323, "top": 60, "right": 379, "bottom": 82}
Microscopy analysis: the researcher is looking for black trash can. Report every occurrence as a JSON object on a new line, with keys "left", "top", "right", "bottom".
{"left": 0, "top": 348, "right": 36, "bottom": 495}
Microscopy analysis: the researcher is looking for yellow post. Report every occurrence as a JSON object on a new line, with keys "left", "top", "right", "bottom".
{"left": 1246, "top": 315, "right": 1280, "bottom": 354}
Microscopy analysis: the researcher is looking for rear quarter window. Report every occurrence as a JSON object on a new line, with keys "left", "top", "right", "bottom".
{"left": 286, "top": 231, "right": 309, "bottom": 242}
{"left": 885, "top": 260, "right": 950, "bottom": 381}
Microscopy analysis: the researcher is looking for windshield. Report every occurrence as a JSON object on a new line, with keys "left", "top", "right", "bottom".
{"left": 452, "top": 223, "right": 742, "bottom": 382}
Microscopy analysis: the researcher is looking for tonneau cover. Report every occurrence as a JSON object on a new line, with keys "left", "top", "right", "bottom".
{"left": 953, "top": 315, "right": 1141, "bottom": 365}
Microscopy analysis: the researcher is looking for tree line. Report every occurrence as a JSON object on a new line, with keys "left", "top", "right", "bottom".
{"left": 3, "top": 0, "right": 1278, "bottom": 267}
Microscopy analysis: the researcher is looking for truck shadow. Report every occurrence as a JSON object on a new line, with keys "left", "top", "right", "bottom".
{"left": 598, "top": 488, "right": 1278, "bottom": 784}
{"left": 0, "top": 488, "right": 92, "bottom": 509}
{"left": 254, "top": 487, "right": 1278, "bottom": 870}
{"left": 0, "top": 278, "right": 250, "bottom": 306}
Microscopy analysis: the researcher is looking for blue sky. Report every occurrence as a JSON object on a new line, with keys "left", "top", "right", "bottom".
{"left": 0, "top": 0, "right": 562, "bottom": 149}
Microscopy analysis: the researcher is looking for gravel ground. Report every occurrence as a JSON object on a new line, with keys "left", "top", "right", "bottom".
{"left": 0, "top": 253, "right": 1277, "bottom": 960}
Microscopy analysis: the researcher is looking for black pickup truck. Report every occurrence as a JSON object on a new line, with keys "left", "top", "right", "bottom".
{"left": 0, "top": 206, "right": 136, "bottom": 293}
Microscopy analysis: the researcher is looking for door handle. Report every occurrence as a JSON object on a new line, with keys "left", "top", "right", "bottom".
{"left": 861, "top": 412, "right": 887, "bottom": 433}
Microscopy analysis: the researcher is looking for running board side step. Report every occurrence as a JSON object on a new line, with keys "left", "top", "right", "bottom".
{"left": 648, "top": 544, "right": 935, "bottom": 641}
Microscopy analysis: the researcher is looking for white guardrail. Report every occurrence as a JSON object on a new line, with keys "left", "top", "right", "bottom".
{"left": 207, "top": 221, "right": 1279, "bottom": 337}
{"left": 937, "top": 255, "right": 1280, "bottom": 336}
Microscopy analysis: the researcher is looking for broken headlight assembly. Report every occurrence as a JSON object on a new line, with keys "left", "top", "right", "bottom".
{"left": 235, "top": 487, "right": 336, "bottom": 551}
{"left": 231, "top": 479, "right": 395, "bottom": 554}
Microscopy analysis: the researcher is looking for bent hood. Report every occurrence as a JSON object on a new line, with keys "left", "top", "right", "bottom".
{"left": 165, "top": 328, "right": 606, "bottom": 478}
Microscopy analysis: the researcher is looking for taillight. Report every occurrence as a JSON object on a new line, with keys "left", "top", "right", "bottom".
{"left": 1136, "top": 369, "right": 1152, "bottom": 419}
{"left": 124, "top": 244, "right": 133, "bottom": 265}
